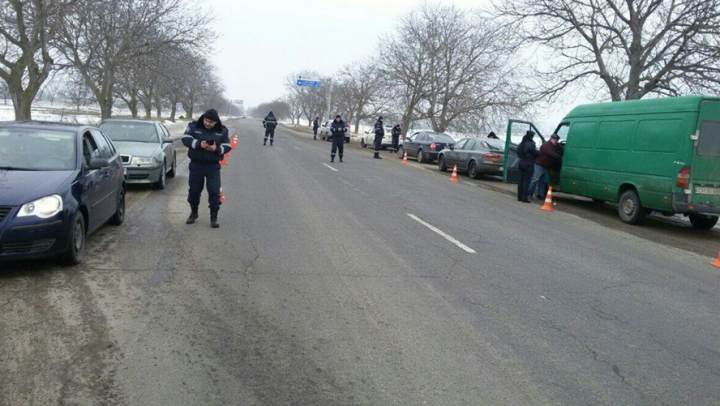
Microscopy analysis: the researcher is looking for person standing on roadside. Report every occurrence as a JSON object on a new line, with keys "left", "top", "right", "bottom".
{"left": 391, "top": 124, "right": 402, "bottom": 153}
{"left": 182, "top": 109, "right": 231, "bottom": 228}
{"left": 529, "top": 133, "right": 563, "bottom": 200}
{"left": 330, "top": 114, "right": 347, "bottom": 163}
{"left": 373, "top": 116, "right": 385, "bottom": 159}
{"left": 517, "top": 130, "right": 539, "bottom": 203}
{"left": 312, "top": 116, "right": 319, "bottom": 140}
{"left": 263, "top": 111, "right": 277, "bottom": 146}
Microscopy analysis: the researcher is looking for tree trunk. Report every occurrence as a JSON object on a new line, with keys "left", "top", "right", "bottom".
{"left": 100, "top": 97, "right": 113, "bottom": 120}
{"left": 169, "top": 100, "right": 177, "bottom": 121}
{"left": 354, "top": 118, "right": 361, "bottom": 134}
{"left": 144, "top": 105, "right": 151, "bottom": 118}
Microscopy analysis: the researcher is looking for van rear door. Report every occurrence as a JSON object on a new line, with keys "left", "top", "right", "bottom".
{"left": 690, "top": 100, "right": 720, "bottom": 206}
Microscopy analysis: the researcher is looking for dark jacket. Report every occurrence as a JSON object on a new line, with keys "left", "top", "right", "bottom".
{"left": 517, "top": 136, "right": 539, "bottom": 166}
{"left": 391, "top": 125, "right": 402, "bottom": 137}
{"left": 374, "top": 119, "right": 385, "bottom": 136}
{"left": 535, "top": 140, "right": 562, "bottom": 169}
{"left": 331, "top": 119, "right": 348, "bottom": 139}
{"left": 312, "top": 118, "right": 319, "bottom": 129}
{"left": 182, "top": 113, "right": 231, "bottom": 163}
{"left": 263, "top": 113, "right": 277, "bottom": 129}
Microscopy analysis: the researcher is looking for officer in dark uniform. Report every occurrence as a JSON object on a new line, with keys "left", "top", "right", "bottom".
{"left": 181, "top": 109, "right": 231, "bottom": 228}
{"left": 330, "top": 114, "right": 347, "bottom": 163}
{"left": 373, "top": 116, "right": 385, "bottom": 159}
{"left": 390, "top": 124, "right": 402, "bottom": 153}
{"left": 517, "top": 130, "right": 539, "bottom": 203}
{"left": 263, "top": 111, "right": 277, "bottom": 146}
{"left": 312, "top": 117, "right": 319, "bottom": 140}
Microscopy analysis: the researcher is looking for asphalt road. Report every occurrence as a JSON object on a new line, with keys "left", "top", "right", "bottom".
{"left": 1, "top": 119, "right": 719, "bottom": 405}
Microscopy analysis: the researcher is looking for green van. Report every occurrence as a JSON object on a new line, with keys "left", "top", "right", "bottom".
{"left": 507, "top": 95, "right": 720, "bottom": 228}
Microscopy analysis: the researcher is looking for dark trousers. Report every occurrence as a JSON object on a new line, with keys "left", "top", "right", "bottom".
{"left": 391, "top": 136, "right": 400, "bottom": 152}
{"left": 331, "top": 137, "right": 344, "bottom": 157}
{"left": 264, "top": 127, "right": 275, "bottom": 143}
{"left": 188, "top": 162, "right": 222, "bottom": 209}
{"left": 517, "top": 161, "right": 534, "bottom": 202}
{"left": 313, "top": 127, "right": 318, "bottom": 139}
{"left": 374, "top": 135, "right": 383, "bottom": 153}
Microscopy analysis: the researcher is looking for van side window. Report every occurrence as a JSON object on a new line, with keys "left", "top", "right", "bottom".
{"left": 698, "top": 121, "right": 720, "bottom": 157}
{"left": 555, "top": 124, "right": 569, "bottom": 140}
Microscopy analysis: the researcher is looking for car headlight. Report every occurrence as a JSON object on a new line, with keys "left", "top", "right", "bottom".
{"left": 131, "top": 156, "right": 156, "bottom": 165}
{"left": 18, "top": 195, "right": 63, "bottom": 219}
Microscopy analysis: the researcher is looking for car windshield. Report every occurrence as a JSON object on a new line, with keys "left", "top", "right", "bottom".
{"left": 482, "top": 139, "right": 505, "bottom": 151}
{"left": 100, "top": 122, "right": 158, "bottom": 143}
{"left": 428, "top": 133, "right": 454, "bottom": 143}
{"left": 0, "top": 128, "right": 76, "bottom": 171}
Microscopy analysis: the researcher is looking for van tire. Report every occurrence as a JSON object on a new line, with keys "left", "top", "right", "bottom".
{"left": 688, "top": 214, "right": 719, "bottom": 229}
{"left": 618, "top": 189, "right": 646, "bottom": 225}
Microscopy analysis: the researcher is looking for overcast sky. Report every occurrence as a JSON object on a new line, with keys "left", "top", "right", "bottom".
{"left": 208, "top": 0, "right": 576, "bottom": 133}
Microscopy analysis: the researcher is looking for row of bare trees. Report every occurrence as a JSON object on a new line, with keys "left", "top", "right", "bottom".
{"left": 0, "top": 0, "right": 238, "bottom": 121}
{"left": 256, "top": 0, "right": 720, "bottom": 134}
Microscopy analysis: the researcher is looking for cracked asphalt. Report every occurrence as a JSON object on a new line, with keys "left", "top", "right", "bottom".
{"left": 1, "top": 118, "right": 719, "bottom": 405}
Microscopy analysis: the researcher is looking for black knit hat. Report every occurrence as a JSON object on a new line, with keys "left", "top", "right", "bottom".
{"left": 204, "top": 109, "right": 220, "bottom": 122}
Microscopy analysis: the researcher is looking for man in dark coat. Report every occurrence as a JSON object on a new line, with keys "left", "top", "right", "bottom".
{"left": 181, "top": 109, "right": 231, "bottom": 228}
{"left": 373, "top": 116, "right": 385, "bottom": 159}
{"left": 487, "top": 131, "right": 499, "bottom": 139}
{"left": 330, "top": 114, "right": 347, "bottom": 163}
{"left": 517, "top": 130, "right": 539, "bottom": 203}
{"left": 529, "top": 133, "right": 563, "bottom": 199}
{"left": 312, "top": 117, "right": 319, "bottom": 140}
{"left": 391, "top": 124, "right": 402, "bottom": 153}
{"left": 263, "top": 111, "right": 277, "bottom": 146}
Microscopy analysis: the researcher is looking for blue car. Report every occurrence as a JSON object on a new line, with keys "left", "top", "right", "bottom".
{"left": 0, "top": 122, "right": 126, "bottom": 265}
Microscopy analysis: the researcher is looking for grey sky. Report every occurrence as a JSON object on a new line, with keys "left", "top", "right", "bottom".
{"left": 209, "top": 0, "right": 576, "bottom": 133}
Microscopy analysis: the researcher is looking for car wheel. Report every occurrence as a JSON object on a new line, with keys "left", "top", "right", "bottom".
{"left": 618, "top": 189, "right": 646, "bottom": 225}
{"left": 60, "top": 213, "right": 85, "bottom": 266}
{"left": 167, "top": 153, "right": 177, "bottom": 178}
{"left": 438, "top": 155, "right": 447, "bottom": 172}
{"left": 153, "top": 162, "right": 166, "bottom": 190}
{"left": 688, "top": 214, "right": 719, "bottom": 229}
{"left": 397, "top": 147, "right": 404, "bottom": 159}
{"left": 468, "top": 161, "right": 479, "bottom": 179}
{"left": 360, "top": 139, "right": 367, "bottom": 148}
{"left": 417, "top": 149, "right": 425, "bottom": 164}
{"left": 109, "top": 187, "right": 125, "bottom": 225}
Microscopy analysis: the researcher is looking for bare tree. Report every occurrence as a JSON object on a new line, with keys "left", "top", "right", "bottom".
{"left": 38, "top": 78, "right": 62, "bottom": 105}
{"left": 0, "top": 0, "right": 69, "bottom": 119}
{"left": 0, "top": 80, "right": 9, "bottom": 104}
{"left": 61, "top": 72, "right": 94, "bottom": 111}
{"left": 339, "top": 62, "right": 389, "bottom": 133}
{"left": 497, "top": 0, "right": 720, "bottom": 101}
{"left": 284, "top": 93, "right": 303, "bottom": 124}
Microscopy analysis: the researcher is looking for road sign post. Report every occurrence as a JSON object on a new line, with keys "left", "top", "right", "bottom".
{"left": 296, "top": 75, "right": 320, "bottom": 88}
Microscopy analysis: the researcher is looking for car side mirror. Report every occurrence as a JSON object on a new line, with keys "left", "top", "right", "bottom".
{"left": 163, "top": 137, "right": 174, "bottom": 144}
{"left": 88, "top": 158, "right": 110, "bottom": 170}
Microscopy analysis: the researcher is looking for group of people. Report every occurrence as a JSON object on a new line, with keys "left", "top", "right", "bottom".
{"left": 516, "top": 130, "right": 563, "bottom": 203}
{"left": 310, "top": 115, "right": 403, "bottom": 162}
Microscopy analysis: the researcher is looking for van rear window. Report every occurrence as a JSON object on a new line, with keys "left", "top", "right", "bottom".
{"left": 698, "top": 121, "right": 720, "bottom": 157}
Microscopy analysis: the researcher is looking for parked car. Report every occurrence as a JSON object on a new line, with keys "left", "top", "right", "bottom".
{"left": 397, "top": 131, "right": 455, "bottom": 163}
{"left": 508, "top": 95, "right": 720, "bottom": 228}
{"left": 359, "top": 125, "right": 398, "bottom": 149}
{"left": 0, "top": 121, "right": 126, "bottom": 265}
{"left": 438, "top": 137, "right": 505, "bottom": 178}
{"left": 319, "top": 120, "right": 351, "bottom": 143}
{"left": 99, "top": 119, "right": 176, "bottom": 189}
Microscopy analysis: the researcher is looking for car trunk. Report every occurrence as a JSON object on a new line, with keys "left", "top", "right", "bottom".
{"left": 690, "top": 100, "right": 720, "bottom": 207}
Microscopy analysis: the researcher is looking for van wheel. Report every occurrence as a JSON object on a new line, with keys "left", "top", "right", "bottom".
{"left": 60, "top": 213, "right": 85, "bottom": 266}
{"left": 618, "top": 189, "right": 646, "bottom": 225}
{"left": 438, "top": 155, "right": 447, "bottom": 172}
{"left": 688, "top": 214, "right": 719, "bottom": 229}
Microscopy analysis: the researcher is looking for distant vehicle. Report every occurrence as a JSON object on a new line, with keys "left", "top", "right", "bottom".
{"left": 240, "top": 115, "right": 246, "bottom": 119}
{"left": 319, "top": 120, "right": 351, "bottom": 143}
{"left": 397, "top": 131, "right": 455, "bottom": 163}
{"left": 438, "top": 137, "right": 504, "bottom": 178}
{"left": 508, "top": 95, "right": 720, "bottom": 228}
{"left": 0, "top": 121, "right": 125, "bottom": 265}
{"left": 99, "top": 119, "right": 176, "bottom": 190}
{"left": 359, "top": 125, "right": 399, "bottom": 149}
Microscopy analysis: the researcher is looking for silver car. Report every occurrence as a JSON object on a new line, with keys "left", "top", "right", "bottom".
{"left": 99, "top": 119, "right": 177, "bottom": 189}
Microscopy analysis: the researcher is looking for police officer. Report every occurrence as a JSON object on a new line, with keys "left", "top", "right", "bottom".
{"left": 390, "top": 123, "right": 402, "bottom": 153}
{"left": 263, "top": 111, "right": 277, "bottom": 146}
{"left": 312, "top": 116, "right": 319, "bottom": 140}
{"left": 182, "top": 109, "right": 231, "bottom": 228}
{"left": 372, "top": 116, "right": 385, "bottom": 159}
{"left": 330, "top": 114, "right": 347, "bottom": 163}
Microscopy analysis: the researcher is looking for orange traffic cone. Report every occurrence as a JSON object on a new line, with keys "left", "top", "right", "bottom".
{"left": 402, "top": 151, "right": 408, "bottom": 165}
{"left": 449, "top": 165, "right": 459, "bottom": 182}
{"left": 220, "top": 189, "right": 226, "bottom": 202}
{"left": 220, "top": 154, "right": 228, "bottom": 165}
{"left": 540, "top": 187, "right": 555, "bottom": 211}
{"left": 711, "top": 253, "right": 720, "bottom": 268}
{"left": 231, "top": 135, "right": 238, "bottom": 150}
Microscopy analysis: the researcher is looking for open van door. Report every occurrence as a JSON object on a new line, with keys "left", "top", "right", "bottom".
{"left": 503, "top": 120, "right": 545, "bottom": 183}
{"left": 690, "top": 100, "right": 720, "bottom": 208}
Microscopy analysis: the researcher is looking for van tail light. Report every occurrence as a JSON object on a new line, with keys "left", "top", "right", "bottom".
{"left": 430, "top": 143, "right": 437, "bottom": 151}
{"left": 677, "top": 166, "right": 691, "bottom": 189}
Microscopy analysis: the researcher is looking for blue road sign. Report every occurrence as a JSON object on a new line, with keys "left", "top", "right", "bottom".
{"left": 297, "top": 80, "right": 320, "bottom": 88}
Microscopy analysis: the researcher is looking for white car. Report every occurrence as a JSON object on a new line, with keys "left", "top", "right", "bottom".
{"left": 359, "top": 125, "right": 401, "bottom": 149}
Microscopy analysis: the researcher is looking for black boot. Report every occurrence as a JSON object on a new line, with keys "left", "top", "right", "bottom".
{"left": 186, "top": 205, "right": 199, "bottom": 224}
{"left": 373, "top": 152, "right": 382, "bottom": 159}
{"left": 210, "top": 209, "right": 219, "bottom": 228}
{"left": 339, "top": 155, "right": 343, "bottom": 162}
{"left": 263, "top": 139, "right": 267, "bottom": 146}
{"left": 330, "top": 154, "right": 335, "bottom": 163}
